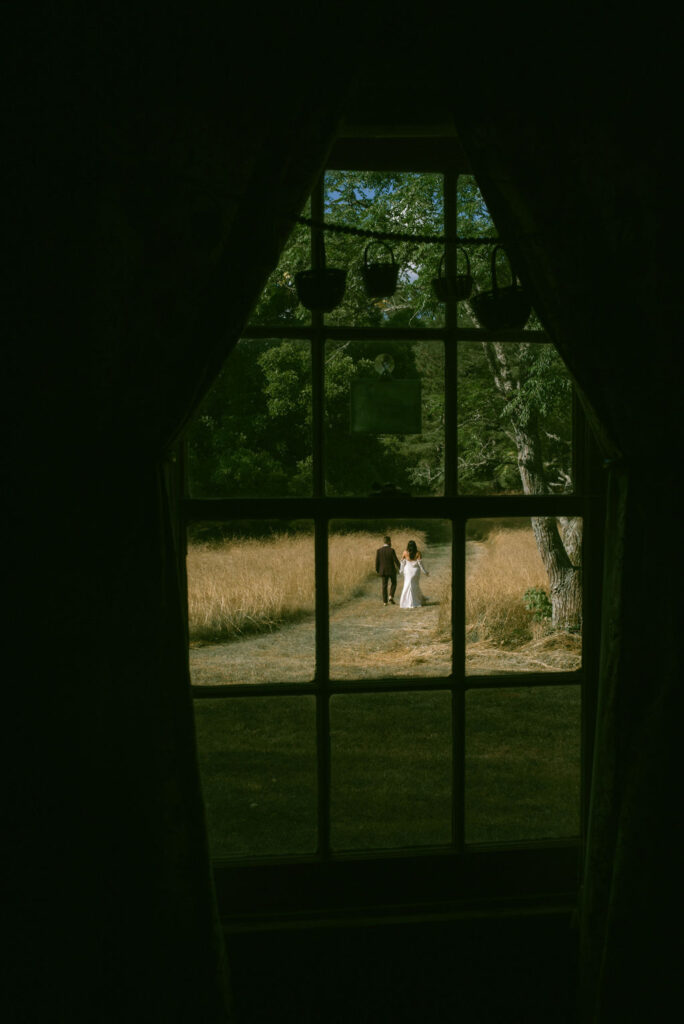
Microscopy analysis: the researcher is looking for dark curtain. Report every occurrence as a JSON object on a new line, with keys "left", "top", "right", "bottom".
{"left": 8, "top": 9, "right": 368, "bottom": 1020}
{"left": 452, "top": 28, "right": 680, "bottom": 1019}
{"left": 9, "top": 9, "right": 680, "bottom": 1020}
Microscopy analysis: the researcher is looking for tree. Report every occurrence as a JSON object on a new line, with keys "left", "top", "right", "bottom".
{"left": 479, "top": 341, "right": 581, "bottom": 630}
{"left": 186, "top": 339, "right": 313, "bottom": 498}
{"left": 186, "top": 169, "right": 581, "bottom": 629}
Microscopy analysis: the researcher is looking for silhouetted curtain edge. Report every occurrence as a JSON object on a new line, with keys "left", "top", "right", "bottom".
{"left": 455, "top": 68, "right": 679, "bottom": 1016}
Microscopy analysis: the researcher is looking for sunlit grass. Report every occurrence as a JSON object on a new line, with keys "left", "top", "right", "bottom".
{"left": 466, "top": 526, "right": 549, "bottom": 646}
{"left": 188, "top": 529, "right": 426, "bottom": 642}
{"left": 436, "top": 525, "right": 577, "bottom": 648}
{"left": 195, "top": 686, "right": 580, "bottom": 858}
{"left": 188, "top": 533, "right": 317, "bottom": 642}
{"left": 191, "top": 525, "right": 580, "bottom": 858}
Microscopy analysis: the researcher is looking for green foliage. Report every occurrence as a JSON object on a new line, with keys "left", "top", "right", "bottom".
{"left": 322, "top": 171, "right": 445, "bottom": 328}
{"left": 523, "top": 587, "right": 553, "bottom": 621}
{"left": 185, "top": 171, "right": 574, "bottom": 500}
{"left": 186, "top": 339, "right": 314, "bottom": 498}
{"left": 457, "top": 341, "right": 572, "bottom": 493}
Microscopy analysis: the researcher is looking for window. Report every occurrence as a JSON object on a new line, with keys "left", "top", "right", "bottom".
{"left": 181, "top": 143, "right": 598, "bottom": 921}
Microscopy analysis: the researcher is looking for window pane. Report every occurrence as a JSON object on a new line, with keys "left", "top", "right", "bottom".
{"left": 187, "top": 521, "right": 315, "bottom": 685}
{"left": 185, "top": 338, "right": 312, "bottom": 498}
{"left": 329, "top": 520, "right": 451, "bottom": 680}
{"left": 194, "top": 696, "right": 317, "bottom": 858}
{"left": 464, "top": 519, "right": 582, "bottom": 676}
{"left": 247, "top": 198, "right": 312, "bottom": 326}
{"left": 323, "top": 170, "right": 444, "bottom": 328}
{"left": 330, "top": 692, "right": 452, "bottom": 850}
{"left": 465, "top": 686, "right": 581, "bottom": 843}
{"left": 325, "top": 339, "right": 444, "bottom": 497}
{"left": 457, "top": 343, "right": 573, "bottom": 495}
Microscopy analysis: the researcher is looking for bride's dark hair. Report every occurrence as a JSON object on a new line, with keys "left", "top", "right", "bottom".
{"left": 406, "top": 540, "right": 418, "bottom": 558}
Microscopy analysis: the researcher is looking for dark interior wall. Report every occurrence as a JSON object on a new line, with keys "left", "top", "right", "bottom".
{"left": 7, "top": 10, "right": 681, "bottom": 1022}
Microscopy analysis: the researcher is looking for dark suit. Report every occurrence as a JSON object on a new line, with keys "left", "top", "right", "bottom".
{"left": 375, "top": 544, "right": 400, "bottom": 603}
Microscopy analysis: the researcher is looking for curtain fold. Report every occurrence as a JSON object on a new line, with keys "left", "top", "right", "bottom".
{"left": 453, "top": 49, "right": 679, "bottom": 1018}
{"left": 10, "top": 9, "right": 363, "bottom": 1018}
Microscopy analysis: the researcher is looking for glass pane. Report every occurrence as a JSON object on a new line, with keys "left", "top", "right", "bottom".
{"left": 323, "top": 170, "right": 444, "bottom": 328}
{"left": 325, "top": 339, "right": 444, "bottom": 496}
{"left": 464, "top": 518, "right": 582, "bottom": 675}
{"left": 457, "top": 342, "right": 573, "bottom": 495}
{"left": 194, "top": 696, "right": 317, "bottom": 858}
{"left": 187, "top": 521, "right": 315, "bottom": 685}
{"left": 330, "top": 692, "right": 452, "bottom": 850}
{"left": 247, "top": 198, "right": 311, "bottom": 326}
{"left": 465, "top": 686, "right": 581, "bottom": 843}
{"left": 329, "top": 520, "right": 451, "bottom": 680}
{"left": 185, "top": 338, "right": 312, "bottom": 498}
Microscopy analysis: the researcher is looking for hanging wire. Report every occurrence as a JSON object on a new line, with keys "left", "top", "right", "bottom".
{"left": 294, "top": 215, "right": 498, "bottom": 246}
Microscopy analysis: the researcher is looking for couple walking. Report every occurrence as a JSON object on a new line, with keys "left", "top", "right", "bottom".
{"left": 375, "top": 535, "right": 430, "bottom": 609}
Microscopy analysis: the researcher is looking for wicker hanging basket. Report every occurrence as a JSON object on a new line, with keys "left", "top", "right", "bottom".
{"left": 470, "top": 245, "right": 531, "bottom": 330}
{"left": 431, "top": 248, "right": 473, "bottom": 303}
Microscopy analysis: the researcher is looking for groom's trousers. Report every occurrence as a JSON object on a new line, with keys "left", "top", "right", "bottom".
{"left": 381, "top": 573, "right": 397, "bottom": 603}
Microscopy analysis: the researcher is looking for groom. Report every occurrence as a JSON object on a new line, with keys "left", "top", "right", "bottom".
{"left": 375, "top": 536, "right": 401, "bottom": 605}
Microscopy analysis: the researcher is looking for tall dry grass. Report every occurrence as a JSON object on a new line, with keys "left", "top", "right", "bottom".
{"left": 187, "top": 530, "right": 424, "bottom": 641}
{"left": 438, "top": 526, "right": 549, "bottom": 648}
{"left": 188, "top": 534, "right": 314, "bottom": 641}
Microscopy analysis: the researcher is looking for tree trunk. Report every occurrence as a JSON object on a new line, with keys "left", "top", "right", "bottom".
{"left": 482, "top": 341, "right": 582, "bottom": 630}
{"left": 530, "top": 515, "right": 582, "bottom": 631}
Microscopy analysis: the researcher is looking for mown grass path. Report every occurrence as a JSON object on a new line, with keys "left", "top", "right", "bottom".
{"left": 190, "top": 541, "right": 457, "bottom": 685}
{"left": 189, "top": 537, "right": 579, "bottom": 685}
{"left": 192, "top": 539, "right": 582, "bottom": 856}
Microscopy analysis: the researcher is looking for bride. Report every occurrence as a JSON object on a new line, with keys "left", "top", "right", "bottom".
{"left": 399, "top": 540, "right": 430, "bottom": 609}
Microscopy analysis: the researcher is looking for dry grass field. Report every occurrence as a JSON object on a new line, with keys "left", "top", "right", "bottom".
{"left": 191, "top": 524, "right": 581, "bottom": 857}
{"left": 434, "top": 525, "right": 548, "bottom": 647}
{"left": 441, "top": 524, "right": 581, "bottom": 672}
{"left": 187, "top": 529, "right": 426, "bottom": 643}
{"left": 187, "top": 532, "right": 316, "bottom": 642}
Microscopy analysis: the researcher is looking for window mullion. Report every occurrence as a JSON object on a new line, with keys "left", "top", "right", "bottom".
{"left": 452, "top": 516, "right": 467, "bottom": 850}
{"left": 311, "top": 175, "right": 332, "bottom": 858}
{"left": 314, "top": 515, "right": 331, "bottom": 858}
{"left": 443, "top": 169, "right": 459, "bottom": 499}
{"left": 444, "top": 171, "right": 465, "bottom": 850}
{"left": 311, "top": 175, "right": 326, "bottom": 499}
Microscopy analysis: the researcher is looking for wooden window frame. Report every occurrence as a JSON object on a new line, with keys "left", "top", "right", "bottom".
{"left": 180, "top": 140, "right": 603, "bottom": 929}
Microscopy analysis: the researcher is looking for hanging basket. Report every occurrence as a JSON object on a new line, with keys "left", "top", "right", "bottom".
{"left": 470, "top": 244, "right": 531, "bottom": 330}
{"left": 431, "top": 248, "right": 473, "bottom": 303}
{"left": 295, "top": 267, "right": 347, "bottom": 311}
{"left": 361, "top": 241, "right": 399, "bottom": 298}
{"left": 295, "top": 236, "right": 346, "bottom": 312}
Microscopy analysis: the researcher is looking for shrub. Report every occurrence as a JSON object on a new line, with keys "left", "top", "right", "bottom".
{"left": 523, "top": 586, "right": 552, "bottom": 622}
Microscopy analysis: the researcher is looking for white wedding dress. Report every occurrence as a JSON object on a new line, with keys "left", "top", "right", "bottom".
{"left": 399, "top": 557, "right": 428, "bottom": 608}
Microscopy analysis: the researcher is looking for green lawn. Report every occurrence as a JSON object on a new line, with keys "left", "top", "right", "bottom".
{"left": 193, "top": 686, "right": 580, "bottom": 859}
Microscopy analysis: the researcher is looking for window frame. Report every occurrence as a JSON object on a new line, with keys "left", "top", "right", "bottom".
{"left": 180, "top": 139, "right": 602, "bottom": 928}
